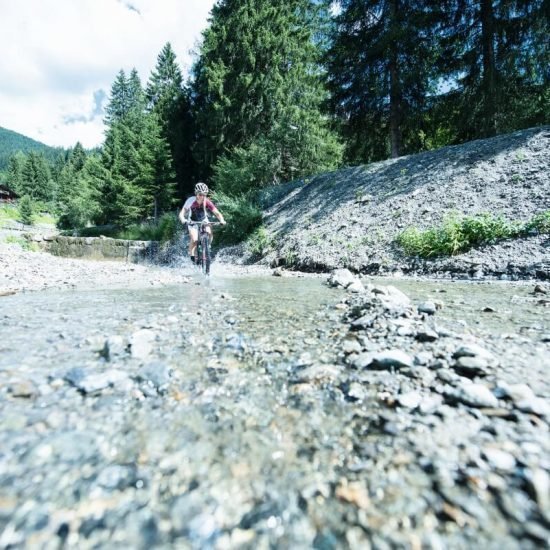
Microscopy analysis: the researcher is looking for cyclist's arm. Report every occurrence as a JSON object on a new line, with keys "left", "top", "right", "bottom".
{"left": 178, "top": 206, "right": 188, "bottom": 224}
{"left": 212, "top": 207, "right": 226, "bottom": 225}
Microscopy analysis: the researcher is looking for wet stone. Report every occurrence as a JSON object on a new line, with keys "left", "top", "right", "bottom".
{"left": 8, "top": 379, "right": 38, "bottom": 398}
{"left": 418, "top": 301, "right": 437, "bottom": 315}
{"left": 483, "top": 448, "right": 516, "bottom": 472}
{"left": 64, "top": 367, "right": 130, "bottom": 395}
{"left": 445, "top": 382, "right": 499, "bottom": 408}
{"left": 415, "top": 329, "right": 439, "bottom": 342}
{"left": 452, "top": 356, "right": 490, "bottom": 378}
{"left": 367, "top": 350, "right": 414, "bottom": 370}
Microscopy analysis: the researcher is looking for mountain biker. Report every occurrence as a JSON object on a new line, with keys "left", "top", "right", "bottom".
{"left": 178, "top": 182, "right": 226, "bottom": 264}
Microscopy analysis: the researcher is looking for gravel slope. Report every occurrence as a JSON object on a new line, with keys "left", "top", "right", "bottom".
{"left": 241, "top": 126, "right": 550, "bottom": 279}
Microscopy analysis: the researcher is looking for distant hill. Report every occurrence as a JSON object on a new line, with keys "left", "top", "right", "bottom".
{"left": 0, "top": 126, "right": 64, "bottom": 171}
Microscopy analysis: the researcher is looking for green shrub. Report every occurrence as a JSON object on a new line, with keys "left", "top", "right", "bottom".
{"left": 397, "top": 212, "right": 524, "bottom": 257}
{"left": 246, "top": 225, "right": 275, "bottom": 257}
{"left": 57, "top": 196, "right": 90, "bottom": 230}
{"left": 526, "top": 210, "right": 550, "bottom": 234}
{"left": 117, "top": 213, "right": 179, "bottom": 242}
{"left": 66, "top": 213, "right": 179, "bottom": 242}
{"left": 5, "top": 235, "right": 39, "bottom": 251}
{"left": 211, "top": 191, "right": 263, "bottom": 245}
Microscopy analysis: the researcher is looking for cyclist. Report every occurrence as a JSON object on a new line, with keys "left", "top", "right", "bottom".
{"left": 178, "top": 182, "right": 226, "bottom": 264}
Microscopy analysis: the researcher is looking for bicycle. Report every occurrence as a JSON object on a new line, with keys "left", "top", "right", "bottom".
{"left": 187, "top": 220, "right": 221, "bottom": 275}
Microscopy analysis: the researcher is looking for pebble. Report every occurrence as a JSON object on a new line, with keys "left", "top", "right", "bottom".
{"left": 418, "top": 301, "right": 437, "bottom": 315}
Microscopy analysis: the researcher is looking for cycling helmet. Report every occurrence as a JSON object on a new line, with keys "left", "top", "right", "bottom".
{"left": 195, "top": 182, "right": 209, "bottom": 195}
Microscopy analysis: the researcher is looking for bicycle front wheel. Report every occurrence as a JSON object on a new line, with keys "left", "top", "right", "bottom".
{"left": 201, "top": 234, "right": 211, "bottom": 275}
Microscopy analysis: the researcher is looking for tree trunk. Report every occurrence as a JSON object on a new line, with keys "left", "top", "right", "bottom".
{"left": 480, "top": 0, "right": 497, "bottom": 137}
{"left": 389, "top": 0, "right": 403, "bottom": 158}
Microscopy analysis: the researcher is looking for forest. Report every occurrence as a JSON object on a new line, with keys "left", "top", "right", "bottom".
{"left": 3, "top": 0, "right": 548, "bottom": 241}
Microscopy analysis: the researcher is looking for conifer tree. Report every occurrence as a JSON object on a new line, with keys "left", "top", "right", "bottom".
{"left": 6, "top": 152, "right": 26, "bottom": 194}
{"left": 146, "top": 43, "right": 194, "bottom": 198}
{"left": 439, "top": 0, "right": 548, "bottom": 139}
{"left": 327, "top": 0, "right": 441, "bottom": 162}
{"left": 191, "top": 0, "right": 342, "bottom": 188}
{"left": 20, "top": 151, "right": 55, "bottom": 203}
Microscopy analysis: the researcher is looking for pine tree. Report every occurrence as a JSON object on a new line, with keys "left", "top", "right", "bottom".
{"left": 439, "top": 0, "right": 548, "bottom": 139}
{"left": 20, "top": 151, "right": 55, "bottom": 203}
{"left": 6, "top": 152, "right": 26, "bottom": 194}
{"left": 104, "top": 70, "right": 131, "bottom": 126}
{"left": 19, "top": 195, "right": 35, "bottom": 225}
{"left": 191, "top": 0, "right": 342, "bottom": 188}
{"left": 134, "top": 113, "right": 177, "bottom": 220}
{"left": 99, "top": 68, "right": 176, "bottom": 227}
{"left": 327, "top": 0, "right": 441, "bottom": 162}
{"left": 146, "top": 43, "right": 194, "bottom": 198}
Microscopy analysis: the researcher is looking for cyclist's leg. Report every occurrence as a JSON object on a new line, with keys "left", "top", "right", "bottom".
{"left": 205, "top": 225, "right": 213, "bottom": 245}
{"left": 188, "top": 226, "right": 198, "bottom": 262}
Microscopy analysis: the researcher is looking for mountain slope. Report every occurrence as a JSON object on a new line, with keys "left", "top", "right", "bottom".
{"left": 242, "top": 126, "right": 550, "bottom": 279}
{"left": 0, "top": 126, "right": 62, "bottom": 171}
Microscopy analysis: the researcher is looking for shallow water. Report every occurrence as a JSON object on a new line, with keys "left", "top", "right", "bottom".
{"left": 2, "top": 273, "right": 547, "bottom": 364}
{"left": 1, "top": 270, "right": 548, "bottom": 548}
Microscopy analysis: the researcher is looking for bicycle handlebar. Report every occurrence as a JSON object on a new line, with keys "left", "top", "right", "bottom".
{"left": 186, "top": 220, "right": 223, "bottom": 226}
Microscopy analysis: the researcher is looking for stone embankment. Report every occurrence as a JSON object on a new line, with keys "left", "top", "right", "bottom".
{"left": 236, "top": 126, "right": 550, "bottom": 280}
{"left": 35, "top": 234, "right": 158, "bottom": 263}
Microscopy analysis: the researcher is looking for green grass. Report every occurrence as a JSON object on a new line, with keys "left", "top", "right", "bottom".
{"left": 4, "top": 235, "right": 40, "bottom": 251}
{"left": 397, "top": 211, "right": 550, "bottom": 258}
{"left": 0, "top": 205, "right": 19, "bottom": 222}
{"left": 0, "top": 204, "right": 57, "bottom": 226}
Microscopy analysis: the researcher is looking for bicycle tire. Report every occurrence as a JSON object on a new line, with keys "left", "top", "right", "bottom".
{"left": 201, "top": 233, "right": 211, "bottom": 275}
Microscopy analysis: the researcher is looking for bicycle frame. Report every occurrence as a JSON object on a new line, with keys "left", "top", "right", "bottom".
{"left": 187, "top": 220, "right": 220, "bottom": 275}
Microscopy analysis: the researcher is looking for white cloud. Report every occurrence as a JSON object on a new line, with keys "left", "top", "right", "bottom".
{"left": 0, "top": 0, "right": 215, "bottom": 148}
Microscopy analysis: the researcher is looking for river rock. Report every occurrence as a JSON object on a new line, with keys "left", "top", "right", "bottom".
{"left": 327, "top": 269, "right": 356, "bottom": 289}
{"left": 129, "top": 329, "right": 157, "bottom": 359}
{"left": 418, "top": 301, "right": 437, "bottom": 315}
{"left": 64, "top": 367, "right": 130, "bottom": 394}
{"left": 483, "top": 448, "right": 516, "bottom": 472}
{"left": 515, "top": 397, "right": 550, "bottom": 417}
{"left": 415, "top": 329, "right": 439, "bottom": 342}
{"left": 364, "top": 350, "right": 414, "bottom": 370}
{"left": 445, "top": 381, "right": 499, "bottom": 408}
{"left": 453, "top": 343, "right": 496, "bottom": 363}
{"left": 397, "top": 391, "right": 423, "bottom": 409}
{"left": 452, "top": 356, "right": 490, "bottom": 378}
{"left": 102, "top": 335, "right": 127, "bottom": 359}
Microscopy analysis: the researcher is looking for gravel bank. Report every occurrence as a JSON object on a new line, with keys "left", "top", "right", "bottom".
{"left": 0, "top": 241, "right": 192, "bottom": 294}
{"left": 233, "top": 126, "right": 550, "bottom": 280}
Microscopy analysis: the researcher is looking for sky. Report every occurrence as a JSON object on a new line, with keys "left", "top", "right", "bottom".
{"left": 0, "top": 0, "right": 216, "bottom": 149}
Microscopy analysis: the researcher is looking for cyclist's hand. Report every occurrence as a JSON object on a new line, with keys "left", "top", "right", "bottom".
{"left": 220, "top": 220, "right": 227, "bottom": 226}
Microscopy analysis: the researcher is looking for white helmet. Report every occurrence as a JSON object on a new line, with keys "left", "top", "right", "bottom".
{"left": 195, "top": 182, "right": 209, "bottom": 195}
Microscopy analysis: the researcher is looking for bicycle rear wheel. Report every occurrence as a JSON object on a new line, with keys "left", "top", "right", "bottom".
{"left": 201, "top": 233, "right": 211, "bottom": 275}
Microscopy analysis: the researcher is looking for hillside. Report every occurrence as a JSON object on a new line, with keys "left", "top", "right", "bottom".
{"left": 238, "top": 126, "right": 550, "bottom": 280}
{"left": 0, "top": 126, "right": 62, "bottom": 171}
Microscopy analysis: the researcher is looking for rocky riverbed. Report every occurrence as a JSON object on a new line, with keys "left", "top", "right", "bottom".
{"left": 0, "top": 239, "right": 549, "bottom": 547}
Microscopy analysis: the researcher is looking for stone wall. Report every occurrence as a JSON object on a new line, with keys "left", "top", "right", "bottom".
{"left": 27, "top": 235, "right": 159, "bottom": 263}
